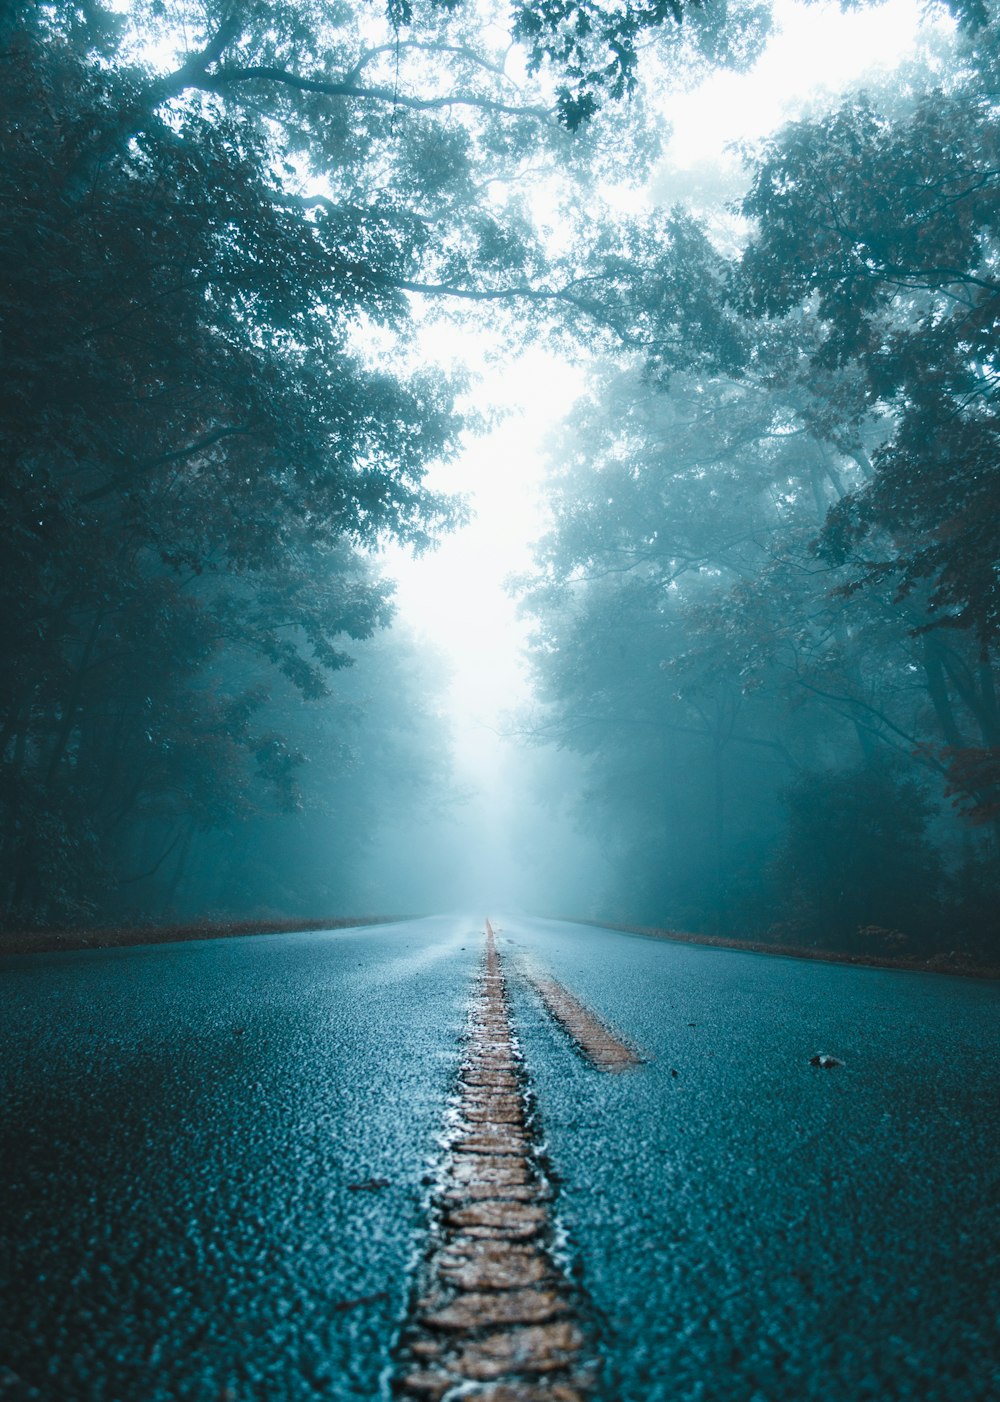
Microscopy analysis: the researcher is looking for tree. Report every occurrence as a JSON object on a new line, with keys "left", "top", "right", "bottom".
{"left": 742, "top": 84, "right": 1000, "bottom": 641}
{"left": 516, "top": 8, "right": 1000, "bottom": 952}
{"left": 1, "top": 0, "right": 785, "bottom": 925}
{"left": 773, "top": 758, "right": 943, "bottom": 952}
{"left": 1, "top": 3, "right": 461, "bottom": 923}
{"left": 738, "top": 18, "right": 1000, "bottom": 830}
{"left": 518, "top": 362, "right": 845, "bottom": 932}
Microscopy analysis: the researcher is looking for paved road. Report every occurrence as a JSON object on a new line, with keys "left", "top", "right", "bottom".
{"left": 1, "top": 916, "right": 998, "bottom": 1400}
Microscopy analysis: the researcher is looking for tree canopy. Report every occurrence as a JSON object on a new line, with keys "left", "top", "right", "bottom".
{"left": 2, "top": 0, "right": 769, "bottom": 925}
{"left": 517, "top": 4, "right": 1000, "bottom": 955}
{"left": 6, "top": 0, "right": 999, "bottom": 950}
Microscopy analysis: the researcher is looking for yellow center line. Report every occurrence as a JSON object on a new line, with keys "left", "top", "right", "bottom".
{"left": 395, "top": 922, "right": 595, "bottom": 1401}
{"left": 520, "top": 962, "right": 644, "bottom": 1072}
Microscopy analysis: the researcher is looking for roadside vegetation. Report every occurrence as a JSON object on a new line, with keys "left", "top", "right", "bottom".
{"left": 0, "top": 0, "right": 767, "bottom": 929}
{"left": 518, "top": 4, "right": 1000, "bottom": 962}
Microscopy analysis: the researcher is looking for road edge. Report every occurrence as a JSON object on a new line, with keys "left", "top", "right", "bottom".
{"left": 0, "top": 913, "right": 421, "bottom": 957}
{"left": 559, "top": 918, "right": 1000, "bottom": 981}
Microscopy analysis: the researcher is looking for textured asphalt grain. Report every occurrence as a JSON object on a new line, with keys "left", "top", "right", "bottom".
{"left": 0, "top": 917, "right": 480, "bottom": 1401}
{"left": 504, "top": 916, "right": 1000, "bottom": 1402}
{"left": 2, "top": 915, "right": 998, "bottom": 1402}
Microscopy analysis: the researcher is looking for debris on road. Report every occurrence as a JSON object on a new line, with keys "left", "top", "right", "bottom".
{"left": 331, "top": 1291, "right": 390, "bottom": 1313}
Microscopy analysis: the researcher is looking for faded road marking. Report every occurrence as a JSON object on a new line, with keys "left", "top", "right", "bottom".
{"left": 394, "top": 922, "right": 595, "bottom": 1401}
{"left": 521, "top": 964, "right": 643, "bottom": 1072}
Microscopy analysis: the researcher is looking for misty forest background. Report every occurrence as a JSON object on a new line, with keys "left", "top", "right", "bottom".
{"left": 3, "top": 0, "right": 1000, "bottom": 960}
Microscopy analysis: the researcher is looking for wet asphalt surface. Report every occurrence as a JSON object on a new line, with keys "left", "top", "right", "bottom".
{"left": 2, "top": 915, "right": 999, "bottom": 1401}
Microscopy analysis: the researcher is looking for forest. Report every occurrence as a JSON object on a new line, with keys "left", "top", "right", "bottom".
{"left": 2, "top": 0, "right": 998, "bottom": 961}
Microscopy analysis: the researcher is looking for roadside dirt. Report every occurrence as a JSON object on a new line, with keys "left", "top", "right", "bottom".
{"left": 572, "top": 919, "right": 1000, "bottom": 981}
{"left": 0, "top": 914, "right": 410, "bottom": 956}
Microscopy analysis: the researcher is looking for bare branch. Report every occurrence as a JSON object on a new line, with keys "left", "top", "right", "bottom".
{"left": 345, "top": 42, "right": 514, "bottom": 85}
{"left": 392, "top": 278, "right": 631, "bottom": 336}
{"left": 81, "top": 426, "right": 252, "bottom": 504}
{"left": 196, "top": 66, "right": 553, "bottom": 121}
{"left": 794, "top": 676, "right": 946, "bottom": 770}
{"left": 152, "top": 12, "right": 243, "bottom": 103}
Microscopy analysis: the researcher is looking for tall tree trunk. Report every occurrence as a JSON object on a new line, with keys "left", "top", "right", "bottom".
{"left": 161, "top": 821, "right": 196, "bottom": 919}
{"left": 44, "top": 610, "right": 104, "bottom": 787}
{"left": 712, "top": 737, "right": 726, "bottom": 936}
{"left": 923, "top": 634, "right": 965, "bottom": 747}
{"left": 976, "top": 656, "right": 999, "bottom": 747}
{"left": 2, "top": 723, "right": 30, "bottom": 922}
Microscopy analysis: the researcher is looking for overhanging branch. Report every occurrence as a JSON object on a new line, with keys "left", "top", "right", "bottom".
{"left": 197, "top": 67, "right": 553, "bottom": 121}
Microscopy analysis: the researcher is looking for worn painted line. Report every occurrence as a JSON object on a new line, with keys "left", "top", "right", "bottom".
{"left": 394, "top": 923, "right": 595, "bottom": 1401}
{"left": 521, "top": 965, "right": 643, "bottom": 1073}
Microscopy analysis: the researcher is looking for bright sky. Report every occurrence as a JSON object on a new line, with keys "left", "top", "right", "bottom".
{"left": 381, "top": 342, "right": 584, "bottom": 777}
{"left": 384, "top": 0, "right": 951, "bottom": 765}
{"left": 661, "top": 0, "right": 943, "bottom": 168}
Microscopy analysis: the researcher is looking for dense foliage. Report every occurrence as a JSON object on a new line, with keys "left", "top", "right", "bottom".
{"left": 2, "top": 0, "right": 767, "bottom": 927}
{"left": 520, "top": 4, "right": 1000, "bottom": 958}
{"left": 0, "top": 3, "right": 463, "bottom": 924}
{"left": 6, "top": 0, "right": 997, "bottom": 952}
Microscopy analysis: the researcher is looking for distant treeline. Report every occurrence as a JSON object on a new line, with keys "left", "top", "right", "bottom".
{"left": 0, "top": 915, "right": 414, "bottom": 957}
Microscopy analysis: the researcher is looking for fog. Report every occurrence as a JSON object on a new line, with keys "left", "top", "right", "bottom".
{"left": 3, "top": 0, "right": 998, "bottom": 962}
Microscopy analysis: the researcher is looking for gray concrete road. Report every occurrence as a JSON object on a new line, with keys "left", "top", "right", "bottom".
{"left": 1, "top": 915, "right": 998, "bottom": 1401}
